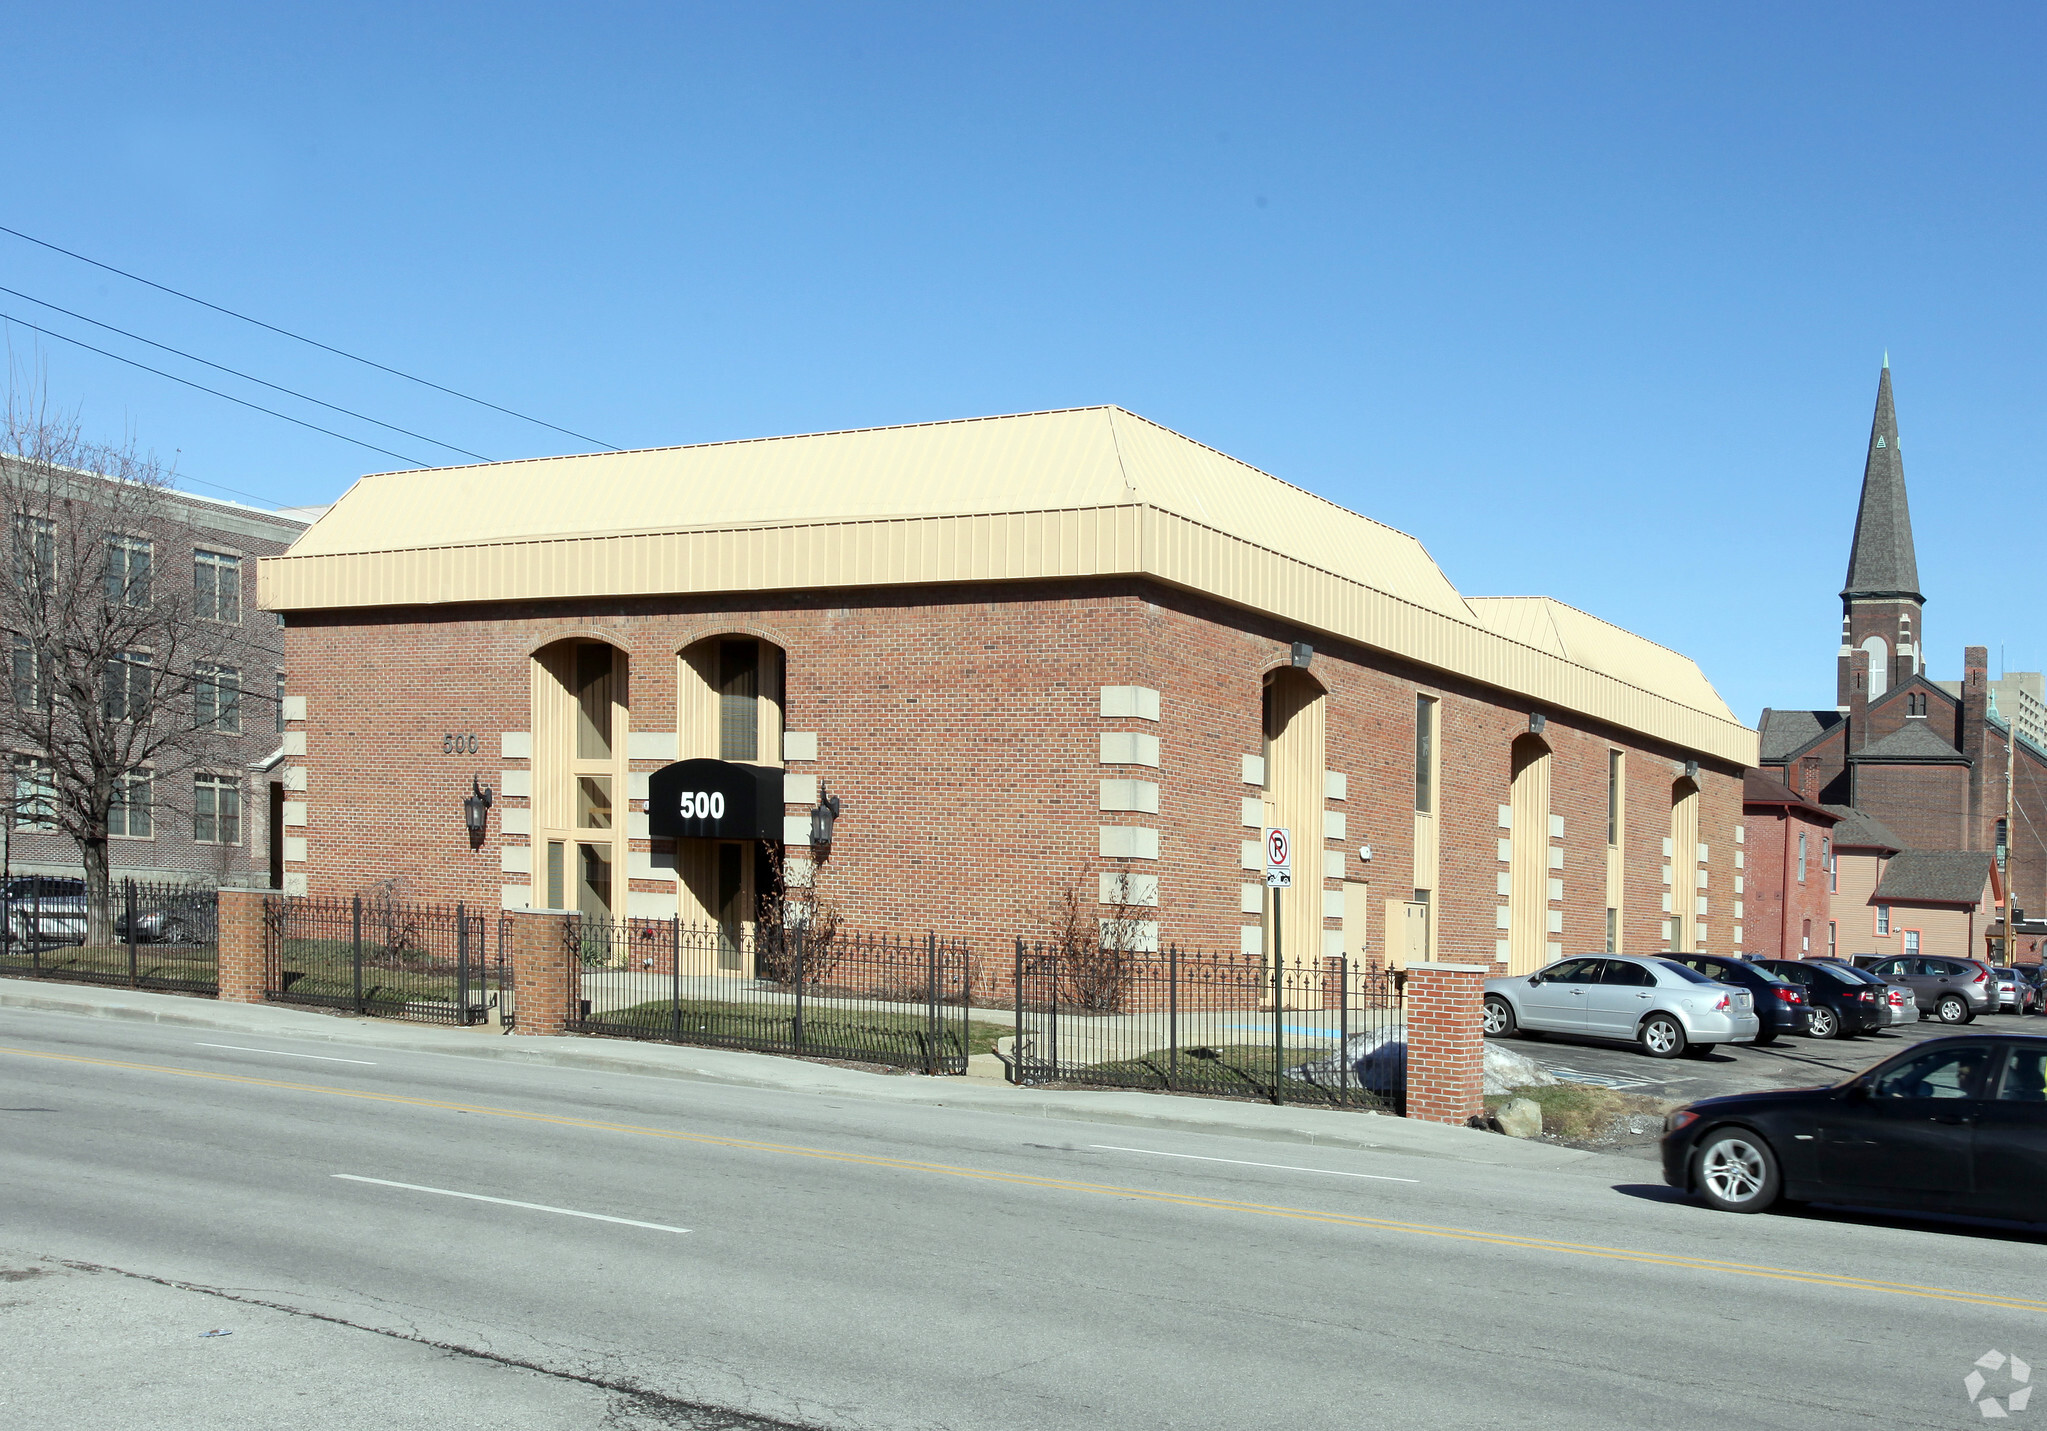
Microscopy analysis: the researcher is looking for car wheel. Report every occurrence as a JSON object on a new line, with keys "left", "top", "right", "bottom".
{"left": 162, "top": 919, "right": 189, "bottom": 944}
{"left": 1752, "top": 1028, "right": 1778, "bottom": 1046}
{"left": 1482, "top": 996, "right": 1517, "bottom": 1038}
{"left": 1639, "top": 1014, "right": 1687, "bottom": 1059}
{"left": 1693, "top": 1128, "right": 1781, "bottom": 1213}
{"left": 1806, "top": 1006, "right": 1839, "bottom": 1039}
{"left": 1937, "top": 995, "right": 1971, "bottom": 1025}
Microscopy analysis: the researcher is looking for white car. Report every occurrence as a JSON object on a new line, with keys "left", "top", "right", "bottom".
{"left": 1483, "top": 954, "right": 1760, "bottom": 1060}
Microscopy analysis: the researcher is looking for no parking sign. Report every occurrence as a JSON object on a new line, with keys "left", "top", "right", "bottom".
{"left": 1263, "top": 827, "right": 1292, "bottom": 888}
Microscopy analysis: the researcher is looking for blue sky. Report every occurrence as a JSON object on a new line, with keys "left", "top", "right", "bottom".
{"left": 2, "top": 4, "right": 2041, "bottom": 727}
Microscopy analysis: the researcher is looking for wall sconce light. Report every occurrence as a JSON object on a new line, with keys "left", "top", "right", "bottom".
{"left": 463, "top": 776, "right": 494, "bottom": 849}
{"left": 1290, "top": 641, "right": 1314, "bottom": 669}
{"left": 1684, "top": 759, "right": 1700, "bottom": 780}
{"left": 810, "top": 782, "right": 842, "bottom": 849}
{"left": 1528, "top": 712, "right": 1546, "bottom": 734}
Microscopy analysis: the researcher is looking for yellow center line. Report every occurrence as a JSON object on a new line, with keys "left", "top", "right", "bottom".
{"left": 13, "top": 1042, "right": 2045, "bottom": 1314}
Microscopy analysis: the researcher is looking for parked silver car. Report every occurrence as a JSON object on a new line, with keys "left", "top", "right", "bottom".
{"left": 1483, "top": 954, "right": 1760, "bottom": 1059}
{"left": 1858, "top": 954, "right": 1997, "bottom": 1023}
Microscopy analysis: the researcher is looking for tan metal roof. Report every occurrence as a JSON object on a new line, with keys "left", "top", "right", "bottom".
{"left": 264, "top": 405, "right": 1756, "bottom": 764}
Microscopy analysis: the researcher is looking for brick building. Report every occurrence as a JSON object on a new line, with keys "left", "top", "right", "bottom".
{"left": 8, "top": 485, "right": 306, "bottom": 889}
{"left": 1738, "top": 771, "right": 1839, "bottom": 959}
{"left": 1758, "top": 364, "right": 2047, "bottom": 951}
{"left": 261, "top": 407, "right": 1756, "bottom": 973}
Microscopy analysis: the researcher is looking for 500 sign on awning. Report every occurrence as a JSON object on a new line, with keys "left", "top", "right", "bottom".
{"left": 677, "top": 790, "right": 727, "bottom": 820}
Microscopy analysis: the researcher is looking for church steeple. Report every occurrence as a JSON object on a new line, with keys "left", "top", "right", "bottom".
{"left": 1842, "top": 360, "right": 1923, "bottom": 603}
{"left": 1837, "top": 361, "right": 1926, "bottom": 708}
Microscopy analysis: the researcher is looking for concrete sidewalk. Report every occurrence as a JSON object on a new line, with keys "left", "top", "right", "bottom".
{"left": 0, "top": 976, "right": 1597, "bottom": 1172}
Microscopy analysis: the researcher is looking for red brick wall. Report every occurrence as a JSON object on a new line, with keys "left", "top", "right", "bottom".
{"left": 217, "top": 888, "right": 271, "bottom": 1003}
{"left": 1852, "top": 761, "right": 1972, "bottom": 853}
{"left": 1739, "top": 805, "right": 1837, "bottom": 959}
{"left": 281, "top": 579, "right": 1744, "bottom": 975}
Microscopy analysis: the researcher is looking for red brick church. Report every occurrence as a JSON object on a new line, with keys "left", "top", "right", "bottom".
{"left": 1758, "top": 364, "right": 2047, "bottom": 954}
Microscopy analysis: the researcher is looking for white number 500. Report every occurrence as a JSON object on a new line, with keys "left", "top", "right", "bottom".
{"left": 680, "top": 791, "right": 726, "bottom": 820}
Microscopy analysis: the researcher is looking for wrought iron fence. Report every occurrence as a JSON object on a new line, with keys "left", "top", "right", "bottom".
{"left": 566, "top": 917, "right": 977, "bottom": 1073}
{"left": 266, "top": 894, "right": 503, "bottom": 1025}
{"left": 0, "top": 879, "right": 219, "bottom": 995}
{"left": 1006, "top": 941, "right": 1406, "bottom": 1112}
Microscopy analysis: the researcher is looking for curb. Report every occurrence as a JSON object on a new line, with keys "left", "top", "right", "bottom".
{"left": 0, "top": 979, "right": 1601, "bottom": 1171}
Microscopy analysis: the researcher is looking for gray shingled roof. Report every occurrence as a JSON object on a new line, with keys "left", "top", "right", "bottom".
{"left": 1852, "top": 721, "right": 1966, "bottom": 761}
{"left": 1842, "top": 364, "right": 1923, "bottom": 599}
{"left": 1823, "top": 804, "right": 1906, "bottom": 851}
{"left": 1759, "top": 708, "right": 1843, "bottom": 761}
{"left": 1875, "top": 850, "right": 1994, "bottom": 905}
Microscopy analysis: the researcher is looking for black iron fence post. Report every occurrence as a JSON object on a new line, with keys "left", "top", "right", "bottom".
{"left": 1011, "top": 938, "right": 1024, "bottom": 1085}
{"left": 456, "top": 902, "right": 470, "bottom": 1025}
{"left": 351, "top": 894, "right": 364, "bottom": 1015}
{"left": 669, "top": 915, "right": 682, "bottom": 1043}
{"left": 1167, "top": 942, "right": 1179, "bottom": 1091}
{"left": 125, "top": 878, "right": 138, "bottom": 988}
{"left": 1339, "top": 955, "right": 1351, "bottom": 1100}
{"left": 925, "top": 931, "right": 938, "bottom": 1075}
{"left": 31, "top": 884, "right": 41, "bottom": 974}
{"left": 792, "top": 923, "right": 807, "bottom": 1053}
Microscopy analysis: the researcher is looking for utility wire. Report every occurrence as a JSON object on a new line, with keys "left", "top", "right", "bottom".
{"left": 0, "top": 284, "right": 491, "bottom": 462}
{"left": 0, "top": 223, "right": 621, "bottom": 452}
{"left": 0, "top": 310, "right": 429, "bottom": 466}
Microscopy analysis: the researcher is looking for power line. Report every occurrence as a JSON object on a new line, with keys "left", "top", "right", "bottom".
{"left": 0, "top": 223, "right": 621, "bottom": 452}
{"left": 0, "top": 310, "right": 429, "bottom": 466}
{"left": 0, "top": 284, "right": 491, "bottom": 462}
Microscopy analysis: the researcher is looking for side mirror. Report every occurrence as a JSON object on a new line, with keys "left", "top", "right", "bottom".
{"left": 1844, "top": 1083, "right": 1871, "bottom": 1101}
{"left": 1527, "top": 973, "right": 1544, "bottom": 987}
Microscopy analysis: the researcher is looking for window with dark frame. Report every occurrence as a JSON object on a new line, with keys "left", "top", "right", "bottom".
{"left": 11, "top": 755, "right": 55, "bottom": 830}
{"left": 109, "top": 769, "right": 152, "bottom": 838}
{"left": 104, "top": 650, "right": 152, "bottom": 723}
{"left": 13, "top": 514, "right": 53, "bottom": 591}
{"left": 194, "top": 663, "right": 241, "bottom": 733}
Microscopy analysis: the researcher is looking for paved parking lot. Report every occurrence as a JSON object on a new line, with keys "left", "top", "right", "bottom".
{"left": 1494, "top": 1010, "right": 2047, "bottom": 1103}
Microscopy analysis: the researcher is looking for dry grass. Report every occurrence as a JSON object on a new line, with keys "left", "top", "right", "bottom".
{"left": 1486, "top": 1082, "right": 1677, "bottom": 1145}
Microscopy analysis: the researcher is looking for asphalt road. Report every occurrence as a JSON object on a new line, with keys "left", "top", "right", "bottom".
{"left": 1502, "top": 1010, "right": 2047, "bottom": 1102}
{"left": 6, "top": 1005, "right": 2047, "bottom": 1429}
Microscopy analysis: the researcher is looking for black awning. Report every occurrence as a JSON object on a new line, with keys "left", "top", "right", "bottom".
{"left": 645, "top": 759, "right": 786, "bottom": 842}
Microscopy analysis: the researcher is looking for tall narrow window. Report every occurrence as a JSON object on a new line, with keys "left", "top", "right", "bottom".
{"left": 574, "top": 643, "right": 614, "bottom": 760}
{"left": 1413, "top": 695, "right": 1436, "bottom": 814}
{"left": 1828, "top": 921, "right": 1837, "bottom": 958}
{"left": 1903, "top": 929, "right": 1921, "bottom": 958}
{"left": 11, "top": 756, "right": 55, "bottom": 830}
{"left": 720, "top": 640, "right": 760, "bottom": 761}
{"left": 105, "top": 536, "right": 152, "bottom": 606}
{"left": 1824, "top": 837, "right": 1834, "bottom": 892}
{"left": 1801, "top": 918, "right": 1811, "bottom": 953}
{"left": 195, "top": 663, "right": 242, "bottom": 732}
{"left": 546, "top": 840, "right": 565, "bottom": 910}
{"left": 274, "top": 670, "right": 286, "bottom": 734}
{"left": 11, "top": 639, "right": 43, "bottom": 710}
{"left": 1876, "top": 905, "right": 1891, "bottom": 936}
{"left": 1606, "top": 750, "right": 1622, "bottom": 846}
{"left": 109, "top": 770, "right": 152, "bottom": 838}
{"left": 1605, "top": 907, "right": 1618, "bottom": 954}
{"left": 1797, "top": 831, "right": 1808, "bottom": 884}
{"left": 193, "top": 775, "right": 241, "bottom": 844}
{"left": 194, "top": 551, "right": 242, "bottom": 622}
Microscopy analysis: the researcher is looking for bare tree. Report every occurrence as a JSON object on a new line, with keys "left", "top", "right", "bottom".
{"left": 1045, "top": 865, "right": 1156, "bottom": 1012}
{"left": 0, "top": 385, "right": 263, "bottom": 943}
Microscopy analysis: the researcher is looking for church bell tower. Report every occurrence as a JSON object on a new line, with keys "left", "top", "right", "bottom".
{"left": 1837, "top": 360, "right": 1925, "bottom": 710}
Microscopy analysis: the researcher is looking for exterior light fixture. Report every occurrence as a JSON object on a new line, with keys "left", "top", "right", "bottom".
{"left": 1684, "top": 759, "right": 1700, "bottom": 780}
{"left": 810, "top": 783, "right": 842, "bottom": 849}
{"left": 1528, "top": 712, "right": 1546, "bottom": 734}
{"left": 1290, "top": 641, "right": 1314, "bottom": 669}
{"left": 463, "top": 776, "right": 494, "bottom": 849}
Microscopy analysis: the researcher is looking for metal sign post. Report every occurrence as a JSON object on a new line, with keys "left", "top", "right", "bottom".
{"left": 1264, "top": 827, "right": 1292, "bottom": 1104}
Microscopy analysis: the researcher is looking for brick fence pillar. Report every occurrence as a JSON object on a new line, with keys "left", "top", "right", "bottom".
{"left": 1405, "top": 961, "right": 1487, "bottom": 1125}
{"left": 217, "top": 888, "right": 274, "bottom": 1004}
{"left": 505, "top": 909, "right": 575, "bottom": 1036}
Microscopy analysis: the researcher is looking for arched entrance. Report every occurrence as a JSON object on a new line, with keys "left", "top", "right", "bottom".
{"left": 1669, "top": 776, "right": 1700, "bottom": 952}
{"left": 531, "top": 639, "right": 629, "bottom": 923}
{"left": 671, "top": 635, "right": 786, "bottom": 968}
{"left": 1261, "top": 666, "right": 1325, "bottom": 990}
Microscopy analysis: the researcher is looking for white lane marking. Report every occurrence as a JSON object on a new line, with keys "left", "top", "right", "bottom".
{"left": 332, "top": 1175, "right": 690, "bottom": 1234}
{"left": 1089, "top": 1145, "right": 1419, "bottom": 1183}
{"left": 198, "top": 1043, "right": 377, "bottom": 1065}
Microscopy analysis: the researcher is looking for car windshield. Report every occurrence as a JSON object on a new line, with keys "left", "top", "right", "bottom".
{"left": 1654, "top": 959, "right": 1717, "bottom": 984}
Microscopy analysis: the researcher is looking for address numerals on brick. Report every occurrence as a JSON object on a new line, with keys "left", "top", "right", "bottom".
{"left": 442, "top": 732, "right": 480, "bottom": 755}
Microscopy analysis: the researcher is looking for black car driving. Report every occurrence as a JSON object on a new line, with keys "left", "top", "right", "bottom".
{"left": 1662, "top": 1034, "right": 2047, "bottom": 1220}
{"left": 1663, "top": 953, "right": 1810, "bottom": 1043}
{"left": 1751, "top": 958, "right": 1887, "bottom": 1040}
